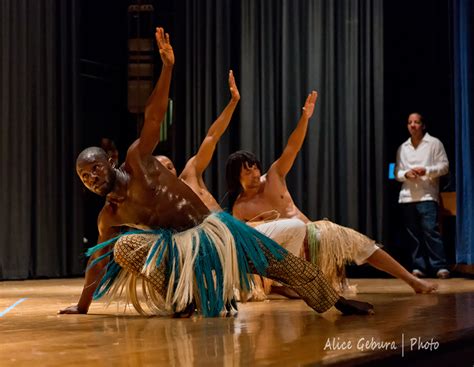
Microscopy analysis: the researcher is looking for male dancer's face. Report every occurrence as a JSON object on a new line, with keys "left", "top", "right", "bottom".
{"left": 76, "top": 155, "right": 115, "bottom": 196}
{"left": 155, "top": 155, "right": 177, "bottom": 176}
{"left": 239, "top": 162, "right": 261, "bottom": 191}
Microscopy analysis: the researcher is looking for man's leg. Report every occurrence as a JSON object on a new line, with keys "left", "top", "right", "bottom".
{"left": 246, "top": 219, "right": 307, "bottom": 299}
{"left": 417, "top": 201, "right": 449, "bottom": 277}
{"left": 113, "top": 225, "right": 374, "bottom": 316}
{"left": 366, "top": 249, "right": 438, "bottom": 293}
{"left": 314, "top": 219, "right": 437, "bottom": 293}
{"left": 402, "top": 203, "right": 427, "bottom": 274}
{"left": 254, "top": 219, "right": 306, "bottom": 255}
{"left": 258, "top": 249, "right": 374, "bottom": 315}
{"left": 114, "top": 234, "right": 170, "bottom": 312}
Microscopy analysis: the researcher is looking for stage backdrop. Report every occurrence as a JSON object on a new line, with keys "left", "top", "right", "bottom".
{"left": 175, "top": 0, "right": 384, "bottom": 240}
{"left": 0, "top": 0, "right": 84, "bottom": 278}
{"left": 2, "top": 0, "right": 462, "bottom": 280}
{"left": 454, "top": 0, "right": 474, "bottom": 265}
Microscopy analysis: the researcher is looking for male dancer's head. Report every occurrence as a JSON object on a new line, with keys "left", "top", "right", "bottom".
{"left": 76, "top": 147, "right": 117, "bottom": 196}
{"left": 225, "top": 150, "right": 262, "bottom": 194}
{"left": 155, "top": 155, "right": 177, "bottom": 176}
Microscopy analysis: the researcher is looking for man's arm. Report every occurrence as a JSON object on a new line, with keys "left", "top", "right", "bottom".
{"left": 270, "top": 91, "right": 318, "bottom": 178}
{"left": 59, "top": 209, "right": 120, "bottom": 314}
{"left": 395, "top": 145, "right": 414, "bottom": 181}
{"left": 136, "top": 27, "right": 175, "bottom": 157}
{"left": 181, "top": 70, "right": 240, "bottom": 179}
{"left": 423, "top": 140, "right": 449, "bottom": 178}
{"left": 396, "top": 141, "right": 449, "bottom": 181}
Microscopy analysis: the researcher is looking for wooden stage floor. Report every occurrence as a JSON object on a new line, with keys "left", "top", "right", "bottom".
{"left": 1, "top": 277, "right": 474, "bottom": 366}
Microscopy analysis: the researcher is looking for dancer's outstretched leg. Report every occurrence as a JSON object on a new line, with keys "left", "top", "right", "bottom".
{"left": 312, "top": 220, "right": 437, "bottom": 294}
{"left": 260, "top": 249, "right": 374, "bottom": 315}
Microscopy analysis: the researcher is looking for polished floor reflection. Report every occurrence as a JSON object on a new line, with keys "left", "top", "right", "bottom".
{"left": 1, "top": 278, "right": 474, "bottom": 366}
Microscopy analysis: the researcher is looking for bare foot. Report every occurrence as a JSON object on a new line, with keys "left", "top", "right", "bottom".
{"left": 248, "top": 275, "right": 269, "bottom": 301}
{"left": 335, "top": 297, "right": 375, "bottom": 315}
{"left": 248, "top": 286, "right": 268, "bottom": 301}
{"left": 411, "top": 278, "right": 438, "bottom": 294}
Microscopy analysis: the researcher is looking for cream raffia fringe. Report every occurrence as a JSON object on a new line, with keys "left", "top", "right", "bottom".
{"left": 247, "top": 219, "right": 374, "bottom": 300}
{"left": 103, "top": 214, "right": 260, "bottom": 316}
{"left": 309, "top": 220, "right": 376, "bottom": 294}
{"left": 105, "top": 234, "right": 171, "bottom": 315}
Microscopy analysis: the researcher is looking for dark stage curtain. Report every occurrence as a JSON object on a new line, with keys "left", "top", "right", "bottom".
{"left": 454, "top": 0, "right": 474, "bottom": 265}
{"left": 0, "top": 0, "right": 384, "bottom": 279}
{"left": 176, "top": 0, "right": 384, "bottom": 238}
{"left": 240, "top": 0, "right": 384, "bottom": 238}
{"left": 0, "top": 0, "right": 84, "bottom": 278}
{"left": 173, "top": 0, "right": 241, "bottom": 208}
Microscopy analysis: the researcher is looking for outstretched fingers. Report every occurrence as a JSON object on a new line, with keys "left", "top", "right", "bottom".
{"left": 155, "top": 27, "right": 174, "bottom": 66}
{"left": 229, "top": 70, "right": 240, "bottom": 101}
{"left": 305, "top": 90, "right": 318, "bottom": 106}
{"left": 155, "top": 27, "right": 171, "bottom": 50}
{"left": 155, "top": 27, "right": 164, "bottom": 48}
{"left": 302, "top": 90, "right": 318, "bottom": 118}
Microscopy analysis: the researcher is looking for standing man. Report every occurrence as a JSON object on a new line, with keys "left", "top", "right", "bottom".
{"left": 395, "top": 112, "right": 450, "bottom": 279}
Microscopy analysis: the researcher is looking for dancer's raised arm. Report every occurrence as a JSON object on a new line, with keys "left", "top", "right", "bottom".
{"left": 181, "top": 70, "right": 240, "bottom": 179}
{"left": 136, "top": 27, "right": 175, "bottom": 157}
{"left": 270, "top": 91, "right": 318, "bottom": 178}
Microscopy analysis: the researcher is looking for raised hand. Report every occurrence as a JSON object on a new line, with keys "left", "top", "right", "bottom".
{"left": 155, "top": 27, "right": 174, "bottom": 66}
{"left": 229, "top": 70, "right": 240, "bottom": 102}
{"left": 302, "top": 91, "right": 318, "bottom": 119}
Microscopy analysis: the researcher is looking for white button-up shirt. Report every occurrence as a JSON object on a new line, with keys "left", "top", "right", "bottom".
{"left": 395, "top": 133, "right": 449, "bottom": 203}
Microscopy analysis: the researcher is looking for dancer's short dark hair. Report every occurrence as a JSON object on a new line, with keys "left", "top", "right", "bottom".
{"left": 76, "top": 147, "right": 108, "bottom": 166}
{"left": 225, "top": 150, "right": 262, "bottom": 210}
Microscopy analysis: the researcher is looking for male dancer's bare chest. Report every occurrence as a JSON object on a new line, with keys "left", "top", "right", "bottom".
{"left": 115, "top": 177, "right": 207, "bottom": 231}
{"left": 242, "top": 187, "right": 298, "bottom": 221}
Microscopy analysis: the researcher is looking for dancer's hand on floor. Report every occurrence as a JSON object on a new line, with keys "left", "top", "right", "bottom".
{"left": 58, "top": 304, "right": 86, "bottom": 315}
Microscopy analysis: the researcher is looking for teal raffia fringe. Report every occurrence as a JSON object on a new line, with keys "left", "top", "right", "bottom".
{"left": 85, "top": 212, "right": 287, "bottom": 317}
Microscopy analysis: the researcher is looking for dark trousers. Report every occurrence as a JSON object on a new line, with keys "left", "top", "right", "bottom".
{"left": 401, "top": 201, "right": 447, "bottom": 274}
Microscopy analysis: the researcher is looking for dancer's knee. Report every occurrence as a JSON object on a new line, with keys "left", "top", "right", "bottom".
{"left": 113, "top": 234, "right": 148, "bottom": 271}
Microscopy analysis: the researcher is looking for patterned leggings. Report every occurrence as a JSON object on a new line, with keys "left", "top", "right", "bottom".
{"left": 114, "top": 233, "right": 340, "bottom": 313}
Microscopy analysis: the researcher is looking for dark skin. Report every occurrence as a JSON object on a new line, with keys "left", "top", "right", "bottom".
{"left": 59, "top": 27, "right": 373, "bottom": 317}
{"left": 59, "top": 28, "right": 209, "bottom": 315}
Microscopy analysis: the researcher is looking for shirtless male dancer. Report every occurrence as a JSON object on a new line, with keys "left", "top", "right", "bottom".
{"left": 225, "top": 91, "right": 437, "bottom": 294}
{"left": 156, "top": 70, "right": 304, "bottom": 299}
{"left": 59, "top": 28, "right": 373, "bottom": 317}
